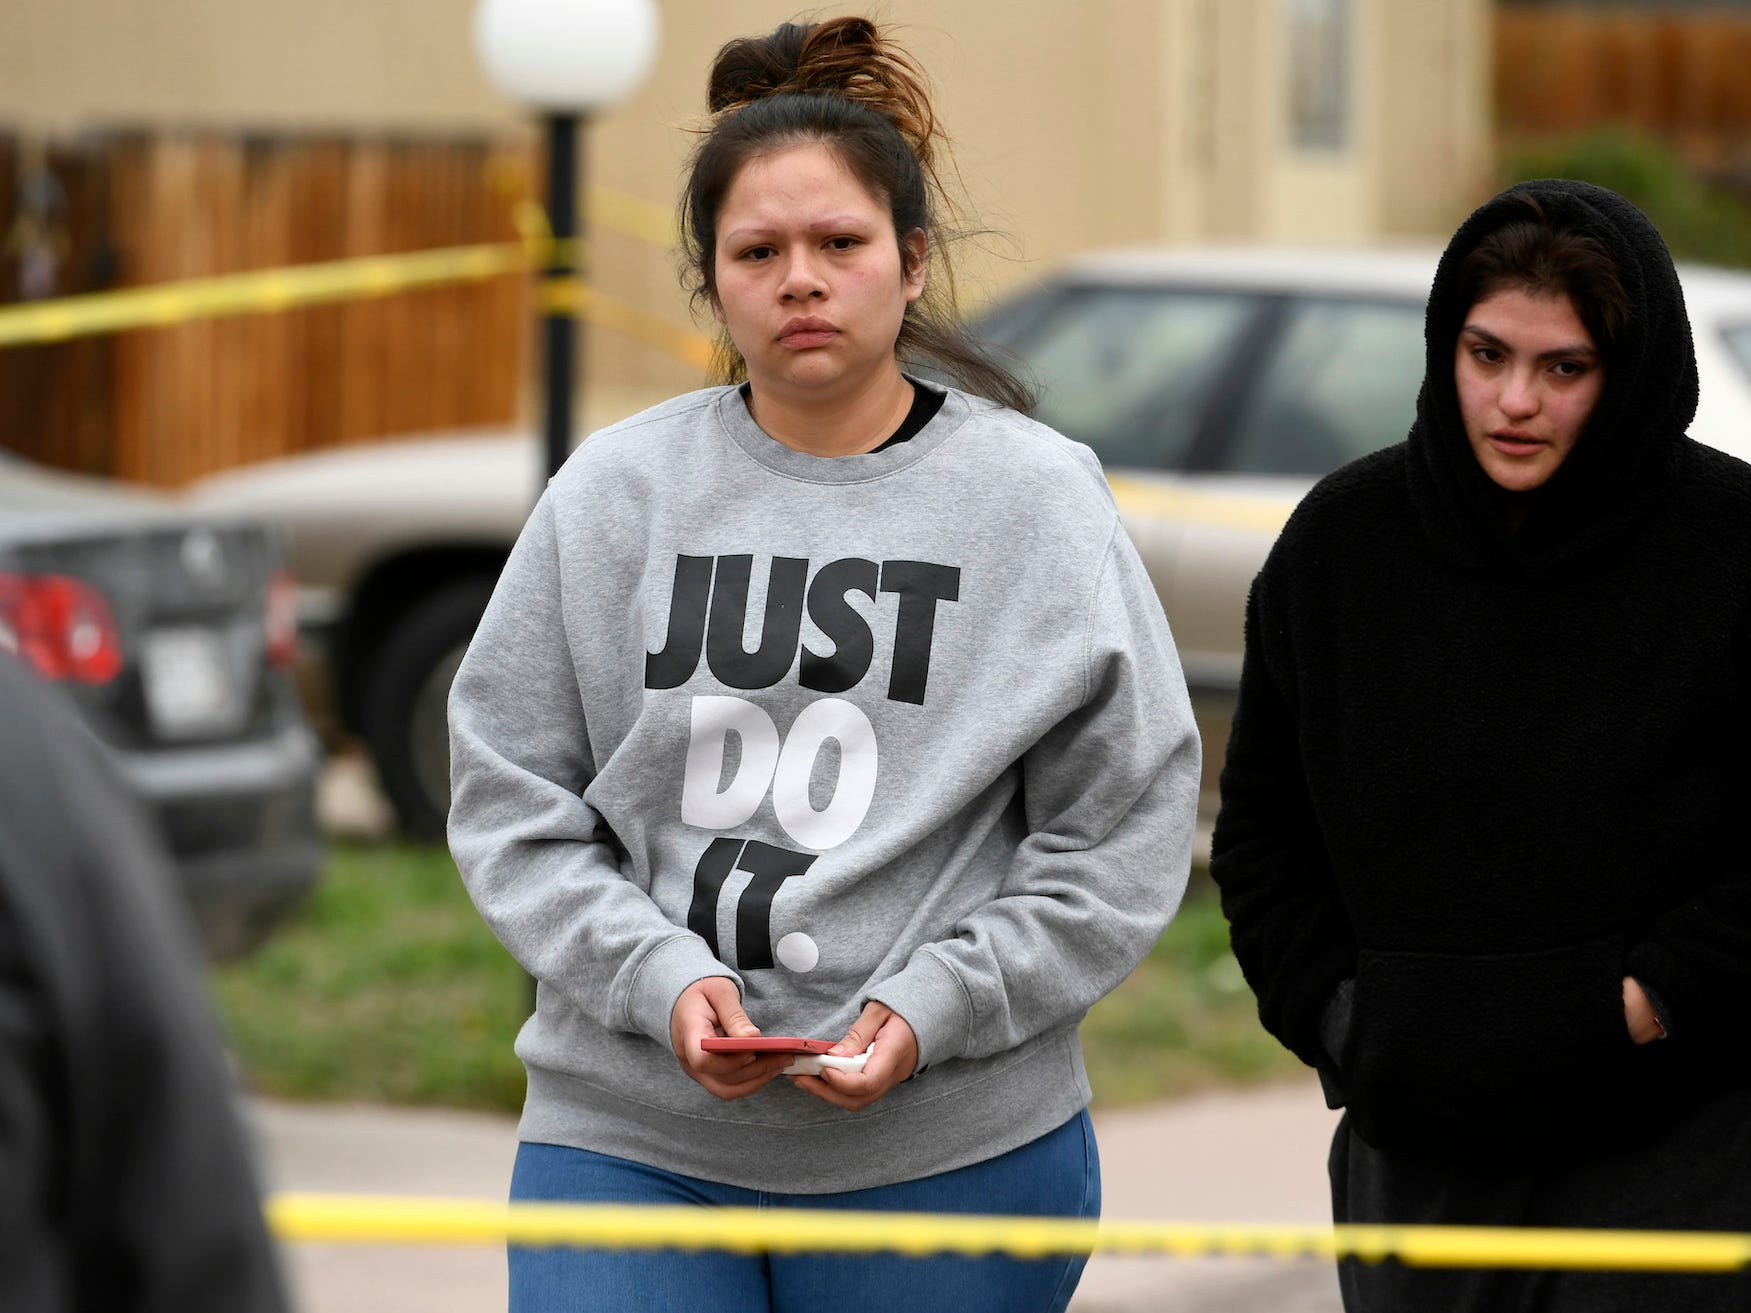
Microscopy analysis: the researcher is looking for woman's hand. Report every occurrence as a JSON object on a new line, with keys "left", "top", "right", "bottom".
{"left": 670, "top": 976, "right": 792, "bottom": 1100}
{"left": 789, "top": 1002, "right": 919, "bottom": 1112}
{"left": 1622, "top": 976, "right": 1667, "bottom": 1045}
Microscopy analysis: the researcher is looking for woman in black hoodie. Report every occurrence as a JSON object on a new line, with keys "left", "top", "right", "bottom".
{"left": 1211, "top": 178, "right": 1751, "bottom": 1310}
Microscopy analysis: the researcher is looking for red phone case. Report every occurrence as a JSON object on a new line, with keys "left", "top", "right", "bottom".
{"left": 700, "top": 1036, "right": 835, "bottom": 1055}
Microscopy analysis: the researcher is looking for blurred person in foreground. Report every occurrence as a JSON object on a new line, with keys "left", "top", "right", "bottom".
{"left": 0, "top": 655, "right": 288, "bottom": 1312}
{"left": 447, "top": 15, "right": 1200, "bottom": 1313}
{"left": 1212, "top": 177, "right": 1751, "bottom": 1310}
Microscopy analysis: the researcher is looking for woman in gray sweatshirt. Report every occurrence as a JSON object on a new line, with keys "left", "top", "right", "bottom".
{"left": 446, "top": 16, "right": 1201, "bottom": 1313}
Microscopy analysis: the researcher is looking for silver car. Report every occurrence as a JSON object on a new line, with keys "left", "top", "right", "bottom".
{"left": 980, "top": 247, "right": 1751, "bottom": 805}
{"left": 1, "top": 452, "right": 323, "bottom": 958}
{"left": 188, "top": 247, "right": 1751, "bottom": 828}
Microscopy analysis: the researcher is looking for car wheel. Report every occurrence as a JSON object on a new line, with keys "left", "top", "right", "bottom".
{"left": 362, "top": 578, "right": 496, "bottom": 840}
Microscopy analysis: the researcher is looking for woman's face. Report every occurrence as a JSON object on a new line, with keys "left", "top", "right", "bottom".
{"left": 710, "top": 141, "right": 925, "bottom": 402}
{"left": 1454, "top": 286, "right": 1606, "bottom": 493}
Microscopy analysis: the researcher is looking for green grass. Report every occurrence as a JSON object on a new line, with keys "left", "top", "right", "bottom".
{"left": 211, "top": 841, "right": 530, "bottom": 1110}
{"left": 1080, "top": 879, "right": 1304, "bottom": 1104}
{"left": 212, "top": 844, "right": 1301, "bottom": 1112}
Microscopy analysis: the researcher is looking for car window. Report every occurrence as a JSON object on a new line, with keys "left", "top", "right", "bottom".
{"left": 1002, "top": 288, "right": 1259, "bottom": 470}
{"left": 1222, "top": 297, "right": 1424, "bottom": 477}
{"left": 1725, "top": 323, "right": 1751, "bottom": 385}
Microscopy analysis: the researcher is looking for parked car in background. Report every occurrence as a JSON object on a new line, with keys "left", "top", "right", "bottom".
{"left": 190, "top": 435, "right": 544, "bottom": 837}
{"left": 0, "top": 451, "right": 323, "bottom": 958}
{"left": 979, "top": 247, "right": 1751, "bottom": 806}
{"left": 187, "top": 246, "right": 1751, "bottom": 833}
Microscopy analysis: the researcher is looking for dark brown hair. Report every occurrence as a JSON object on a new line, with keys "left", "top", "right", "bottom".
{"left": 678, "top": 16, "right": 1035, "bottom": 413}
{"left": 1456, "top": 194, "right": 1632, "bottom": 361}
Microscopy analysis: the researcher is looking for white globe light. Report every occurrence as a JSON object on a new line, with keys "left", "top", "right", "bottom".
{"left": 473, "top": 0, "right": 660, "bottom": 112}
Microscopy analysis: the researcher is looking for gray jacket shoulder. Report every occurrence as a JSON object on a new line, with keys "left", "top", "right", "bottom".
{"left": 946, "top": 392, "right": 1117, "bottom": 522}
{"left": 553, "top": 387, "right": 729, "bottom": 485}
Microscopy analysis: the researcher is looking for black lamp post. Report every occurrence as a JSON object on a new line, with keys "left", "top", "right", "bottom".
{"left": 474, "top": 0, "right": 660, "bottom": 483}
{"left": 540, "top": 112, "right": 580, "bottom": 483}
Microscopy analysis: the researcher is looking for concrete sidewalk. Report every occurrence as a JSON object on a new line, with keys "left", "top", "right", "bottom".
{"left": 248, "top": 1078, "right": 1343, "bottom": 1313}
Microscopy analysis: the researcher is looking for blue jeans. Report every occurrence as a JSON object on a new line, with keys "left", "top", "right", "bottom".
{"left": 507, "top": 1109, "right": 1100, "bottom": 1313}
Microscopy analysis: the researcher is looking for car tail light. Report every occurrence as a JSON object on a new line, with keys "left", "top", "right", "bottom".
{"left": 0, "top": 572, "right": 125, "bottom": 683}
{"left": 265, "top": 569, "right": 298, "bottom": 668}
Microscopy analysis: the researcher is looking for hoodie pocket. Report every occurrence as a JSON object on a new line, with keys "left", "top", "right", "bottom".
{"left": 1340, "top": 937, "right": 1634, "bottom": 1157}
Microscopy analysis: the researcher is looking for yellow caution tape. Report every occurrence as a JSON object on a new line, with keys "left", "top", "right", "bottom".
{"left": 537, "top": 277, "right": 714, "bottom": 370}
{"left": 0, "top": 250, "right": 1335, "bottom": 528}
{"left": 1355, "top": 1223, "right": 1751, "bottom": 1274}
{"left": 591, "top": 185, "right": 680, "bottom": 248}
{"left": 0, "top": 242, "right": 518, "bottom": 346}
{"left": 0, "top": 236, "right": 714, "bottom": 370}
{"left": 505, "top": 188, "right": 675, "bottom": 250}
{"left": 1106, "top": 473, "right": 1298, "bottom": 536}
{"left": 263, "top": 1195, "right": 1751, "bottom": 1273}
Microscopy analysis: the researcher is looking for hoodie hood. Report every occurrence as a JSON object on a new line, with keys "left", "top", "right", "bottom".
{"left": 1407, "top": 179, "right": 1698, "bottom": 569}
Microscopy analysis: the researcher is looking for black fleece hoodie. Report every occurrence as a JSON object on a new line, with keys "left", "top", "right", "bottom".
{"left": 1211, "top": 180, "right": 1751, "bottom": 1164}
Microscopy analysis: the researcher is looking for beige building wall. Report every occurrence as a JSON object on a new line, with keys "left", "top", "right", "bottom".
{"left": 0, "top": 0, "right": 1490, "bottom": 405}
{"left": 1259, "top": 0, "right": 1377, "bottom": 243}
{"left": 1376, "top": 0, "right": 1495, "bottom": 237}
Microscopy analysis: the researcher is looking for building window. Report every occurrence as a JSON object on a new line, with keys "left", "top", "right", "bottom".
{"left": 1286, "top": 0, "right": 1350, "bottom": 151}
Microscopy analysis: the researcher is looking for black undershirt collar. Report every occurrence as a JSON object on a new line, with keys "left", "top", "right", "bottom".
{"left": 738, "top": 380, "right": 946, "bottom": 454}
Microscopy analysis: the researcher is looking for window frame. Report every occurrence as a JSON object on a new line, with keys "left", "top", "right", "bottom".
{"left": 1197, "top": 289, "right": 1427, "bottom": 477}
{"left": 977, "top": 281, "right": 1278, "bottom": 474}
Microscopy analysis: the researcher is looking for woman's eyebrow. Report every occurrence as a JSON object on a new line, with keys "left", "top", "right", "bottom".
{"left": 721, "top": 216, "right": 875, "bottom": 246}
{"left": 1461, "top": 323, "right": 1599, "bottom": 361}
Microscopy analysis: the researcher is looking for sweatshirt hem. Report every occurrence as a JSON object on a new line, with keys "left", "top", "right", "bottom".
{"left": 516, "top": 1031, "right": 1092, "bottom": 1193}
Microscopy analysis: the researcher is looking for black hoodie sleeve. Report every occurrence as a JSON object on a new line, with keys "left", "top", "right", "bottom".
{"left": 1210, "top": 570, "right": 1357, "bottom": 1070}
{"left": 1621, "top": 607, "right": 1751, "bottom": 1057}
{"left": 1624, "top": 863, "right": 1751, "bottom": 1057}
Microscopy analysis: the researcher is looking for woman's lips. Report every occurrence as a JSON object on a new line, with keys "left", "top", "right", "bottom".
{"left": 779, "top": 317, "right": 837, "bottom": 349}
{"left": 1489, "top": 431, "right": 1546, "bottom": 456}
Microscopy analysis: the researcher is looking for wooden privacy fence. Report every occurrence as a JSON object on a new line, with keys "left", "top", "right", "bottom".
{"left": 1496, "top": 6, "right": 1751, "bottom": 185}
{"left": 0, "top": 133, "right": 533, "bottom": 486}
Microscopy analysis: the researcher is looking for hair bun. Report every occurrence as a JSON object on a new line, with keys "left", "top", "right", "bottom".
{"left": 706, "top": 17, "right": 938, "bottom": 174}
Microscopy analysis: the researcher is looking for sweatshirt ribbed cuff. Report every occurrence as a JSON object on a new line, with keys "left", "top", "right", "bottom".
{"left": 867, "top": 949, "right": 971, "bottom": 1072}
{"left": 622, "top": 933, "right": 740, "bottom": 1045}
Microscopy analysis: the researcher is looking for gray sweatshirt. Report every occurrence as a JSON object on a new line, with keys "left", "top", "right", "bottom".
{"left": 447, "top": 383, "right": 1200, "bottom": 1193}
